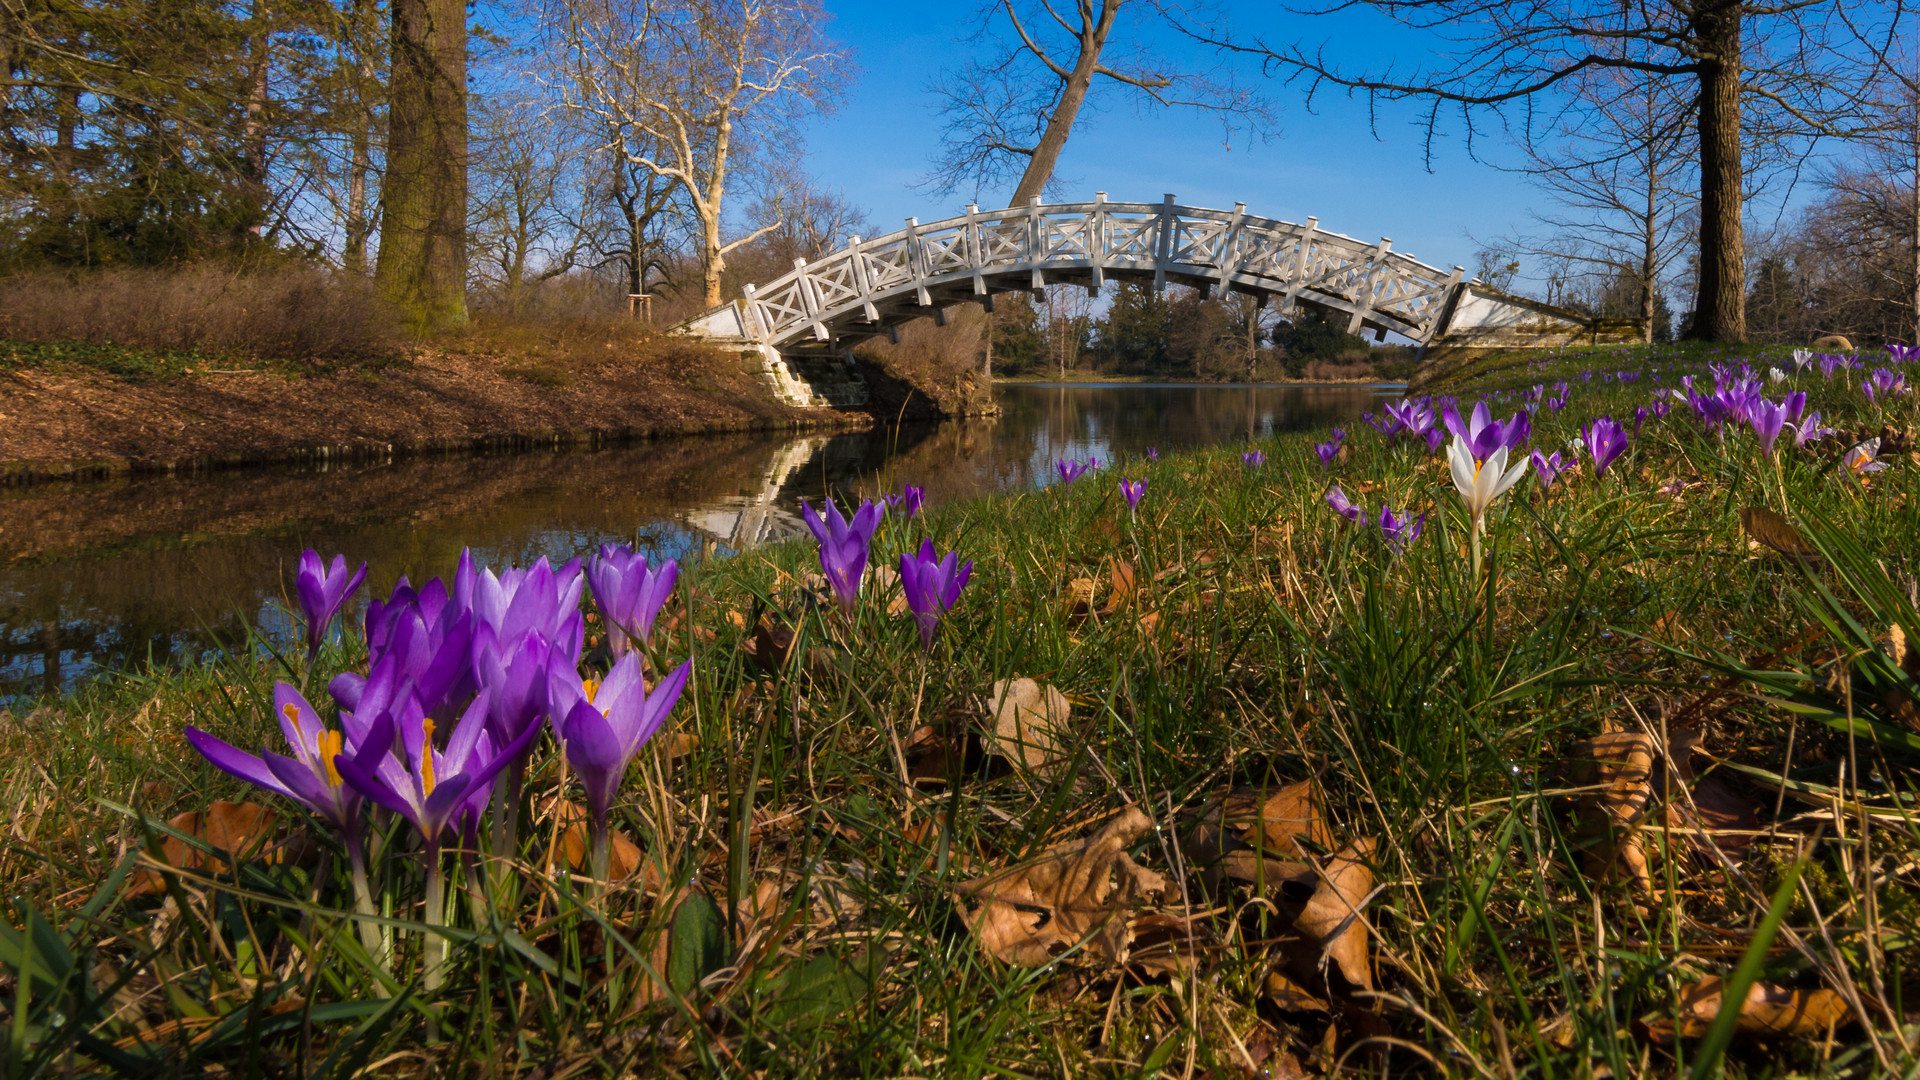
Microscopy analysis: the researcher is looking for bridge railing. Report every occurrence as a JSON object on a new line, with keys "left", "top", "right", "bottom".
{"left": 703, "top": 195, "right": 1470, "bottom": 349}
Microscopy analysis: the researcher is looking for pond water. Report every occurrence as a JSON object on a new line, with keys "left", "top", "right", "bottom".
{"left": 0, "top": 382, "right": 1401, "bottom": 698}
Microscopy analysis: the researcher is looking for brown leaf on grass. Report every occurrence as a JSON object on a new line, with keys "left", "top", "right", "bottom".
{"left": 131, "top": 802, "right": 291, "bottom": 897}
{"left": 1637, "top": 977, "right": 1854, "bottom": 1043}
{"left": 1883, "top": 623, "right": 1920, "bottom": 730}
{"left": 542, "top": 799, "right": 660, "bottom": 887}
{"left": 1568, "top": 732, "right": 1657, "bottom": 894}
{"left": 1185, "top": 781, "right": 1332, "bottom": 899}
{"left": 987, "top": 678, "right": 1071, "bottom": 773}
{"left": 744, "top": 616, "right": 795, "bottom": 673}
{"left": 1290, "top": 839, "right": 1376, "bottom": 993}
{"left": 1740, "top": 506, "right": 1821, "bottom": 563}
{"left": 954, "top": 806, "right": 1166, "bottom": 966}
{"left": 1264, "top": 969, "right": 1331, "bottom": 1013}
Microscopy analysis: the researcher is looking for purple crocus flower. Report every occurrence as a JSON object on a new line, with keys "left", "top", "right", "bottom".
{"left": 335, "top": 688, "right": 535, "bottom": 847}
{"left": 1314, "top": 430, "right": 1344, "bottom": 467}
{"left": 1747, "top": 398, "right": 1791, "bottom": 457}
{"left": 1443, "top": 402, "right": 1530, "bottom": 463}
{"left": 1531, "top": 449, "right": 1568, "bottom": 490}
{"left": 1119, "top": 478, "right": 1145, "bottom": 514}
{"left": 1818, "top": 353, "right": 1848, "bottom": 381}
{"left": 884, "top": 485, "right": 925, "bottom": 519}
{"left": 1864, "top": 368, "right": 1907, "bottom": 404}
{"left": 1423, "top": 427, "right": 1445, "bottom": 455}
{"left": 801, "top": 498, "right": 884, "bottom": 616}
{"left": 1887, "top": 343, "right": 1920, "bottom": 364}
{"left": 551, "top": 654, "right": 692, "bottom": 875}
{"left": 1324, "top": 485, "right": 1361, "bottom": 524}
{"left": 186, "top": 682, "right": 385, "bottom": 843}
{"left": 1648, "top": 398, "right": 1670, "bottom": 419}
{"left": 470, "top": 557, "right": 586, "bottom": 665}
{"left": 1056, "top": 459, "right": 1092, "bottom": 486}
{"left": 586, "top": 544, "right": 677, "bottom": 658}
{"left": 1383, "top": 400, "right": 1436, "bottom": 440}
{"left": 1583, "top": 416, "right": 1630, "bottom": 476}
{"left": 296, "top": 551, "right": 368, "bottom": 661}
{"left": 898, "top": 540, "right": 973, "bottom": 651}
{"left": 1788, "top": 411, "right": 1831, "bottom": 447}
{"left": 332, "top": 587, "right": 479, "bottom": 723}
{"left": 1145, "top": 447, "right": 1160, "bottom": 462}
{"left": 1378, "top": 506, "right": 1423, "bottom": 552}
{"left": 1242, "top": 449, "right": 1267, "bottom": 468}
{"left": 187, "top": 682, "right": 395, "bottom": 956}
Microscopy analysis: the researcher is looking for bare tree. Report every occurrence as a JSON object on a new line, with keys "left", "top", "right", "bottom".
{"left": 924, "top": 0, "right": 1271, "bottom": 204}
{"left": 1178, "top": 0, "right": 1907, "bottom": 342}
{"left": 468, "top": 92, "right": 591, "bottom": 311}
{"left": 1494, "top": 63, "right": 1697, "bottom": 341}
{"left": 549, "top": 0, "right": 846, "bottom": 309}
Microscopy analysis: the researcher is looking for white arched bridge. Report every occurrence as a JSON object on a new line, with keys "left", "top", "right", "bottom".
{"left": 681, "top": 194, "right": 1636, "bottom": 407}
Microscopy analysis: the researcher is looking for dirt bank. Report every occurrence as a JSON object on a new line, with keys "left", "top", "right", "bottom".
{"left": 0, "top": 338, "right": 898, "bottom": 483}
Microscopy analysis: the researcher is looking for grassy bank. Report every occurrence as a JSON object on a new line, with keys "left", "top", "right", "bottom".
{"left": 5, "top": 342, "right": 1919, "bottom": 1076}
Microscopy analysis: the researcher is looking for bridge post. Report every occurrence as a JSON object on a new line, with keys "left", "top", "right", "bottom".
{"left": 1153, "top": 193, "right": 1178, "bottom": 293}
{"left": 1279, "top": 217, "right": 1319, "bottom": 315}
{"left": 1346, "top": 237, "right": 1391, "bottom": 336}
{"left": 794, "top": 257, "right": 830, "bottom": 341}
{"left": 964, "top": 203, "right": 992, "bottom": 311}
{"left": 1026, "top": 195, "right": 1046, "bottom": 294}
{"left": 904, "top": 216, "right": 934, "bottom": 308}
{"left": 846, "top": 235, "right": 881, "bottom": 323}
{"left": 1209, "top": 200, "right": 1248, "bottom": 300}
{"left": 1088, "top": 192, "right": 1108, "bottom": 295}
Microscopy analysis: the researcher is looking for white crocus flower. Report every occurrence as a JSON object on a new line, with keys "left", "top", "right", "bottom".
{"left": 1792, "top": 348, "right": 1813, "bottom": 371}
{"left": 1448, "top": 436, "right": 1530, "bottom": 531}
{"left": 1769, "top": 366, "right": 1789, "bottom": 384}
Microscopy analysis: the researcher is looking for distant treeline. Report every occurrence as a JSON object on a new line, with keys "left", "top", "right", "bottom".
{"left": 979, "top": 284, "right": 1418, "bottom": 382}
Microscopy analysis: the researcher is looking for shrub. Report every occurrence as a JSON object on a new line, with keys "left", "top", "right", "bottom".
{"left": 0, "top": 265, "right": 401, "bottom": 361}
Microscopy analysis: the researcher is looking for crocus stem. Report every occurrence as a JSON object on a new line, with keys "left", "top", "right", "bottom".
{"left": 1469, "top": 519, "right": 1484, "bottom": 582}
{"left": 422, "top": 838, "right": 446, "bottom": 1042}
{"left": 589, "top": 817, "right": 610, "bottom": 900}
{"left": 347, "top": 836, "right": 390, "bottom": 986}
{"left": 461, "top": 843, "right": 490, "bottom": 930}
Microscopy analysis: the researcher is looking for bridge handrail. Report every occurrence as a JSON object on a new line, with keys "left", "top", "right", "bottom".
{"left": 694, "top": 195, "right": 1472, "bottom": 348}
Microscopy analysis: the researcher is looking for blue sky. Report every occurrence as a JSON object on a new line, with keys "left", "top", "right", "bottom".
{"left": 797, "top": 1, "right": 1562, "bottom": 278}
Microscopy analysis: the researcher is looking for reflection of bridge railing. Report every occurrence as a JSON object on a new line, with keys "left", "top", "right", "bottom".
{"left": 687, "top": 194, "right": 1476, "bottom": 352}
{"left": 678, "top": 434, "right": 831, "bottom": 551}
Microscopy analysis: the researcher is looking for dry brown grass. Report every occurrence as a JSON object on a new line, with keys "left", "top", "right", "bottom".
{"left": 0, "top": 265, "right": 401, "bottom": 360}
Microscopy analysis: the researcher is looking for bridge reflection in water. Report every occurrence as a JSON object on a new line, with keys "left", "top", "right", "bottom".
{"left": 0, "top": 382, "right": 1398, "bottom": 698}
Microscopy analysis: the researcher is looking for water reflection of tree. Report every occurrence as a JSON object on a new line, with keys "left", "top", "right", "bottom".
{"left": 0, "top": 435, "right": 835, "bottom": 699}
{"left": 4, "top": 385, "right": 1391, "bottom": 699}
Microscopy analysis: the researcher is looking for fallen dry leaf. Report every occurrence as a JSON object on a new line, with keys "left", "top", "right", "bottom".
{"left": 1290, "top": 838, "right": 1376, "bottom": 993}
{"left": 1884, "top": 623, "right": 1920, "bottom": 731}
{"left": 954, "top": 806, "right": 1166, "bottom": 967}
{"left": 546, "top": 799, "right": 656, "bottom": 887}
{"left": 987, "top": 678, "right": 1071, "bottom": 774}
{"left": 1740, "top": 506, "right": 1821, "bottom": 563}
{"left": 1637, "top": 976, "right": 1854, "bottom": 1043}
{"left": 1185, "top": 781, "right": 1332, "bottom": 899}
{"left": 131, "top": 801, "right": 291, "bottom": 896}
{"left": 1568, "top": 732, "right": 1658, "bottom": 894}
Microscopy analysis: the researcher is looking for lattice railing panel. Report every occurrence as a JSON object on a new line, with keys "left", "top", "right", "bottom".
{"left": 690, "top": 199, "right": 1491, "bottom": 347}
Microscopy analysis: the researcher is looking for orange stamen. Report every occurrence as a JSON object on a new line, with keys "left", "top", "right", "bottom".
{"left": 318, "top": 730, "right": 343, "bottom": 787}
{"left": 583, "top": 678, "right": 600, "bottom": 704}
{"left": 420, "top": 719, "right": 437, "bottom": 795}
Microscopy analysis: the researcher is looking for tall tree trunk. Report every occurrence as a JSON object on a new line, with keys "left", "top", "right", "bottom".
{"left": 377, "top": 0, "right": 468, "bottom": 333}
{"left": 1911, "top": 97, "right": 1919, "bottom": 342}
{"left": 343, "top": 1, "right": 376, "bottom": 276}
{"left": 1010, "top": 2, "right": 1118, "bottom": 205}
{"left": 241, "top": 1, "right": 271, "bottom": 242}
{"left": 1686, "top": 0, "right": 1745, "bottom": 342}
